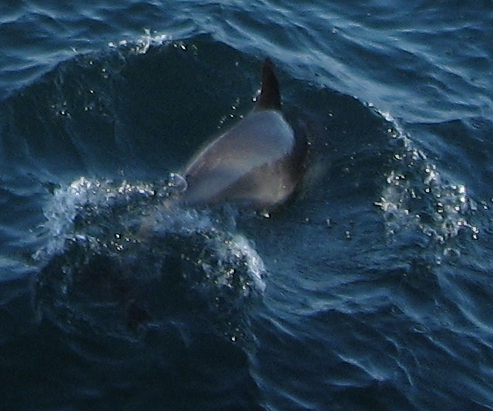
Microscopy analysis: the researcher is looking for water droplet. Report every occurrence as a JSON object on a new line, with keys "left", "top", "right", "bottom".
{"left": 166, "top": 173, "right": 187, "bottom": 195}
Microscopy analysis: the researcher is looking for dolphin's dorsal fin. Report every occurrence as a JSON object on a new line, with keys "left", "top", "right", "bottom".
{"left": 255, "top": 58, "right": 281, "bottom": 111}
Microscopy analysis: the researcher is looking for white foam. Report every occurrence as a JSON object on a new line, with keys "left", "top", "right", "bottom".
{"left": 36, "top": 176, "right": 267, "bottom": 294}
{"left": 216, "top": 234, "right": 267, "bottom": 294}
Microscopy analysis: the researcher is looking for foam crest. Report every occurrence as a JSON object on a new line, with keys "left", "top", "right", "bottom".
{"left": 36, "top": 176, "right": 171, "bottom": 258}
{"left": 35, "top": 175, "right": 266, "bottom": 339}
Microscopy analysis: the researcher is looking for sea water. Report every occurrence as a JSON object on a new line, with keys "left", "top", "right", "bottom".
{"left": 1, "top": 1, "right": 493, "bottom": 410}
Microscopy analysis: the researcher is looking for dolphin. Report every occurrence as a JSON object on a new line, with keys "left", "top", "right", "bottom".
{"left": 179, "top": 58, "right": 307, "bottom": 210}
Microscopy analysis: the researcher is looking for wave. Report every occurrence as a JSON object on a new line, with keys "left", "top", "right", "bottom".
{"left": 35, "top": 176, "right": 266, "bottom": 342}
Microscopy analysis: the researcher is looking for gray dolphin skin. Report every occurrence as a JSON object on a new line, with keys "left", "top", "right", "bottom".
{"left": 180, "top": 59, "right": 307, "bottom": 209}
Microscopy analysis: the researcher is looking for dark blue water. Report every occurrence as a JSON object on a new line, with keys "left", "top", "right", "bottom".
{"left": 1, "top": 1, "right": 493, "bottom": 410}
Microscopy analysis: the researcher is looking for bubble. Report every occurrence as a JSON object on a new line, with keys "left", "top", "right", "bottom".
{"left": 375, "top": 108, "right": 478, "bottom": 248}
{"left": 35, "top": 177, "right": 266, "bottom": 341}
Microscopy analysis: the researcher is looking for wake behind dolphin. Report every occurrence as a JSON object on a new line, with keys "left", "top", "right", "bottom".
{"left": 34, "top": 58, "right": 303, "bottom": 340}
{"left": 180, "top": 59, "right": 307, "bottom": 210}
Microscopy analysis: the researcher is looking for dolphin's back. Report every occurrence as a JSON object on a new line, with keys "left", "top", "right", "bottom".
{"left": 179, "top": 59, "right": 306, "bottom": 209}
{"left": 182, "top": 110, "right": 295, "bottom": 207}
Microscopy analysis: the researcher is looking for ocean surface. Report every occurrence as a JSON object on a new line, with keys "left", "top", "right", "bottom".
{"left": 1, "top": 1, "right": 493, "bottom": 410}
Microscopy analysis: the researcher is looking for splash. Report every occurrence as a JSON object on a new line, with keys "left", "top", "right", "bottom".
{"left": 108, "top": 29, "right": 173, "bottom": 55}
{"left": 35, "top": 175, "right": 265, "bottom": 340}
{"left": 373, "top": 108, "right": 479, "bottom": 249}
{"left": 35, "top": 176, "right": 171, "bottom": 259}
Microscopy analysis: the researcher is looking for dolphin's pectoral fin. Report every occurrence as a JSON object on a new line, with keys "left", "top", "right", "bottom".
{"left": 255, "top": 58, "right": 281, "bottom": 112}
